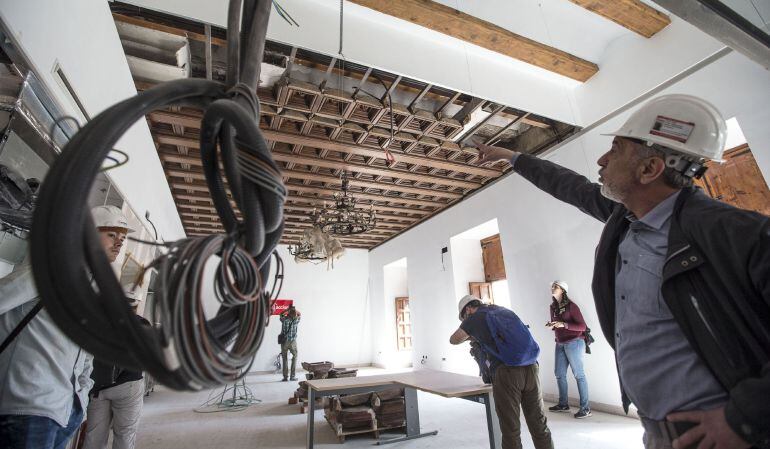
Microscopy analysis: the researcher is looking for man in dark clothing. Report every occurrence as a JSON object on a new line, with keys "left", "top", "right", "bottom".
{"left": 82, "top": 293, "right": 149, "bottom": 449}
{"left": 450, "top": 295, "right": 553, "bottom": 449}
{"left": 476, "top": 94, "right": 769, "bottom": 449}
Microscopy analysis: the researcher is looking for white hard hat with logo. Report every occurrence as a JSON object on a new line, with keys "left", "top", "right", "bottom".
{"left": 458, "top": 294, "right": 481, "bottom": 320}
{"left": 91, "top": 205, "right": 135, "bottom": 233}
{"left": 604, "top": 94, "right": 727, "bottom": 163}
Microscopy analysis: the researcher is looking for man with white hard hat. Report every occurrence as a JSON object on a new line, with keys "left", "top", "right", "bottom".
{"left": 0, "top": 205, "right": 134, "bottom": 449}
{"left": 83, "top": 206, "right": 150, "bottom": 449}
{"left": 450, "top": 295, "right": 553, "bottom": 449}
{"left": 475, "top": 94, "right": 769, "bottom": 449}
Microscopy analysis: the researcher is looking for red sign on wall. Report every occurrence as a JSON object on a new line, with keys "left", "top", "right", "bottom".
{"left": 271, "top": 299, "right": 294, "bottom": 316}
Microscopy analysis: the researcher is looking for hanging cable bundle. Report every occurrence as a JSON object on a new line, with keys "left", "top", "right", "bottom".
{"left": 29, "top": 0, "right": 285, "bottom": 390}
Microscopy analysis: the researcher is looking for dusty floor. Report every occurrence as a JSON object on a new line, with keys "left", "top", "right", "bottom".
{"left": 136, "top": 369, "right": 644, "bottom": 449}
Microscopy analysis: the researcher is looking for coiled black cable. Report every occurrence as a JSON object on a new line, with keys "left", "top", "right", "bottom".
{"left": 29, "top": 0, "right": 285, "bottom": 390}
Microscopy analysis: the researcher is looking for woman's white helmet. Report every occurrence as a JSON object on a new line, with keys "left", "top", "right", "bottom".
{"left": 604, "top": 94, "right": 727, "bottom": 163}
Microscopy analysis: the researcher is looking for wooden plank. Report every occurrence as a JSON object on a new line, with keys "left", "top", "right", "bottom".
{"left": 151, "top": 127, "right": 500, "bottom": 178}
{"left": 157, "top": 145, "right": 481, "bottom": 189}
{"left": 568, "top": 0, "right": 670, "bottom": 38}
{"left": 178, "top": 204, "right": 414, "bottom": 226}
{"left": 172, "top": 180, "right": 444, "bottom": 208}
{"left": 348, "top": 0, "right": 598, "bottom": 82}
{"left": 161, "top": 158, "right": 464, "bottom": 200}
{"left": 282, "top": 170, "right": 462, "bottom": 199}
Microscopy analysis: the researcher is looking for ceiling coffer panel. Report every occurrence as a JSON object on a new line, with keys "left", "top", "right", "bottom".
{"left": 110, "top": 3, "right": 580, "bottom": 249}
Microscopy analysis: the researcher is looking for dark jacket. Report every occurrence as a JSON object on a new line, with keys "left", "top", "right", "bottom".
{"left": 90, "top": 315, "right": 150, "bottom": 396}
{"left": 513, "top": 153, "right": 770, "bottom": 446}
{"left": 549, "top": 299, "right": 586, "bottom": 343}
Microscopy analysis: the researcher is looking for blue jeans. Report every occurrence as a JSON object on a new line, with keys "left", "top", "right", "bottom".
{"left": 0, "top": 397, "right": 83, "bottom": 449}
{"left": 554, "top": 339, "right": 590, "bottom": 410}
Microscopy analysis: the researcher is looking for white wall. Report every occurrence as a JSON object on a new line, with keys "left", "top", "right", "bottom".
{"left": 377, "top": 260, "right": 412, "bottom": 368}
{"left": 450, "top": 238, "right": 485, "bottom": 305}
{"left": 245, "top": 245, "right": 372, "bottom": 372}
{"left": 0, "top": 0, "right": 185, "bottom": 239}
{"left": 369, "top": 49, "right": 770, "bottom": 409}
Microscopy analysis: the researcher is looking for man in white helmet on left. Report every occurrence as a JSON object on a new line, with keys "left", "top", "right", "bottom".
{"left": 0, "top": 205, "right": 134, "bottom": 449}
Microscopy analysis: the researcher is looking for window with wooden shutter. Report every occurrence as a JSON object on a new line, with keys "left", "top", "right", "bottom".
{"left": 481, "top": 234, "right": 506, "bottom": 282}
{"left": 395, "top": 297, "right": 412, "bottom": 351}
{"left": 469, "top": 282, "right": 494, "bottom": 304}
{"left": 693, "top": 144, "right": 770, "bottom": 216}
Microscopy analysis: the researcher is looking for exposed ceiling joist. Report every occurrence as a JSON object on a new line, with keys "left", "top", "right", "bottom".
{"left": 157, "top": 143, "right": 482, "bottom": 189}
{"left": 148, "top": 116, "right": 497, "bottom": 177}
{"left": 347, "top": 0, "right": 599, "bottom": 82}
{"left": 171, "top": 180, "right": 444, "bottom": 208}
{"left": 568, "top": 0, "right": 671, "bottom": 38}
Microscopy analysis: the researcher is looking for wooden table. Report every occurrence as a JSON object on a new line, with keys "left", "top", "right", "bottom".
{"left": 305, "top": 370, "right": 501, "bottom": 448}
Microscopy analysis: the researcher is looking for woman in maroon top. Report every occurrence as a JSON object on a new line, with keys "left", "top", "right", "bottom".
{"left": 547, "top": 280, "right": 591, "bottom": 418}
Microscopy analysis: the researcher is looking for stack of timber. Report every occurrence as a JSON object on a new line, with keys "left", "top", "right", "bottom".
{"left": 322, "top": 388, "right": 406, "bottom": 442}
{"left": 290, "top": 361, "right": 358, "bottom": 412}
{"left": 372, "top": 388, "right": 407, "bottom": 429}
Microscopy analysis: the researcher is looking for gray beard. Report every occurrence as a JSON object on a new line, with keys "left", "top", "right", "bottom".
{"left": 600, "top": 182, "right": 624, "bottom": 202}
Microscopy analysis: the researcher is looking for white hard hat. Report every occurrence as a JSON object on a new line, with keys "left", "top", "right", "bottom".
{"left": 458, "top": 295, "right": 480, "bottom": 320}
{"left": 91, "top": 205, "right": 135, "bottom": 233}
{"left": 552, "top": 280, "right": 569, "bottom": 293}
{"left": 604, "top": 94, "right": 727, "bottom": 162}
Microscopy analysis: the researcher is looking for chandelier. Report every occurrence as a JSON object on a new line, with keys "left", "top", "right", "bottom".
{"left": 287, "top": 240, "right": 327, "bottom": 263}
{"left": 314, "top": 172, "right": 376, "bottom": 235}
{"left": 286, "top": 226, "right": 345, "bottom": 267}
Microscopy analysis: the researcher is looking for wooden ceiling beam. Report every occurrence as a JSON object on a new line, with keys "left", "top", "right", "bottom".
{"left": 178, "top": 205, "right": 413, "bottom": 226}
{"left": 568, "top": 0, "right": 670, "bottom": 38}
{"left": 158, "top": 146, "right": 481, "bottom": 189}
{"left": 163, "top": 162, "right": 463, "bottom": 200}
{"left": 280, "top": 169, "right": 461, "bottom": 199}
{"left": 153, "top": 129, "right": 497, "bottom": 179}
{"left": 347, "top": 0, "right": 598, "bottom": 82}
{"left": 171, "top": 180, "right": 444, "bottom": 208}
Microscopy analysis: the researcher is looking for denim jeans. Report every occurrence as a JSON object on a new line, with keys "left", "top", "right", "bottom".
{"left": 554, "top": 338, "right": 590, "bottom": 410}
{"left": 0, "top": 396, "right": 83, "bottom": 449}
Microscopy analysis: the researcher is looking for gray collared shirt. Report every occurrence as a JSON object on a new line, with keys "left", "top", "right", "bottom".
{"left": 0, "top": 261, "right": 93, "bottom": 426}
{"left": 615, "top": 190, "right": 727, "bottom": 420}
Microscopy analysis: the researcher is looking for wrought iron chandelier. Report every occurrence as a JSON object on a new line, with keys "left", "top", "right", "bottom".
{"left": 314, "top": 172, "right": 376, "bottom": 235}
{"left": 287, "top": 240, "right": 326, "bottom": 263}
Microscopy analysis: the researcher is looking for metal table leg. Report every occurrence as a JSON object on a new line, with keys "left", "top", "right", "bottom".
{"left": 377, "top": 387, "right": 438, "bottom": 445}
{"left": 307, "top": 387, "right": 316, "bottom": 449}
{"left": 460, "top": 391, "right": 501, "bottom": 449}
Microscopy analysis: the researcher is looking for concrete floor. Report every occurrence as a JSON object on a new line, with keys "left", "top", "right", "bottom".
{"left": 136, "top": 370, "right": 644, "bottom": 449}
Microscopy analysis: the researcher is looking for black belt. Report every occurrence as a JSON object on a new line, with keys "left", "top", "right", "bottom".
{"left": 640, "top": 417, "right": 697, "bottom": 444}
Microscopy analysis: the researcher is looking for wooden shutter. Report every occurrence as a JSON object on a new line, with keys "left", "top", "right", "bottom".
{"left": 469, "top": 282, "right": 494, "bottom": 304}
{"left": 693, "top": 144, "right": 770, "bottom": 215}
{"left": 481, "top": 234, "right": 506, "bottom": 282}
{"left": 395, "top": 297, "right": 412, "bottom": 351}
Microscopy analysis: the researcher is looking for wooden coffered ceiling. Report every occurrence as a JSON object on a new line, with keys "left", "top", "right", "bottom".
{"left": 110, "top": 3, "right": 581, "bottom": 249}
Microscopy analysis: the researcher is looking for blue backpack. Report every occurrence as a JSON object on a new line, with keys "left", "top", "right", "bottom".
{"left": 480, "top": 305, "right": 540, "bottom": 367}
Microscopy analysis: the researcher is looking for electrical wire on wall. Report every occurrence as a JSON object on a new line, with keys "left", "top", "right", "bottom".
{"left": 30, "top": 0, "right": 286, "bottom": 391}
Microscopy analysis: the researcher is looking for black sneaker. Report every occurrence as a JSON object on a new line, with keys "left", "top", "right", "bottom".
{"left": 281, "top": 377, "right": 288, "bottom": 382}
{"left": 574, "top": 409, "right": 592, "bottom": 419}
{"left": 548, "top": 404, "right": 570, "bottom": 412}
{"left": 289, "top": 376, "right": 298, "bottom": 381}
